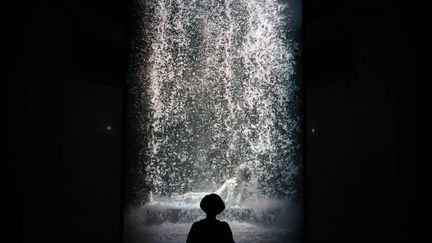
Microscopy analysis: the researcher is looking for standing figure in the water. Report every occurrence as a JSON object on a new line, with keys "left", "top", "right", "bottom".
{"left": 215, "top": 164, "right": 252, "bottom": 205}
{"left": 186, "top": 194, "right": 235, "bottom": 243}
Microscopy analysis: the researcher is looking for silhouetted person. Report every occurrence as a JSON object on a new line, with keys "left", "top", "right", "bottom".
{"left": 186, "top": 194, "right": 235, "bottom": 243}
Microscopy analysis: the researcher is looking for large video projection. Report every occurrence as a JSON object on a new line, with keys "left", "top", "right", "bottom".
{"left": 123, "top": 0, "right": 303, "bottom": 242}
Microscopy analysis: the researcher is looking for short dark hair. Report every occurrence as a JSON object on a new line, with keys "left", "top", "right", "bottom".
{"left": 200, "top": 193, "right": 225, "bottom": 216}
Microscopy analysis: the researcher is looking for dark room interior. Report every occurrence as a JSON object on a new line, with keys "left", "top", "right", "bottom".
{"left": 5, "top": 0, "right": 418, "bottom": 242}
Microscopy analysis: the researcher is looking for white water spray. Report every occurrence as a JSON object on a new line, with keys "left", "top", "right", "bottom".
{"left": 125, "top": 0, "right": 302, "bottom": 242}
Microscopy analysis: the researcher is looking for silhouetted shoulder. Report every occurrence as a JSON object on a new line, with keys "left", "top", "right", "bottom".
{"left": 220, "top": 221, "right": 235, "bottom": 243}
{"left": 219, "top": 220, "right": 231, "bottom": 230}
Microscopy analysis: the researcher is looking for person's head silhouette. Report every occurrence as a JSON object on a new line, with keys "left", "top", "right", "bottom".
{"left": 200, "top": 193, "right": 225, "bottom": 218}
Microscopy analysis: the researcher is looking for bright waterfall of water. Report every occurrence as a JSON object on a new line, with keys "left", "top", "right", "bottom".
{"left": 125, "top": 0, "right": 302, "bottom": 242}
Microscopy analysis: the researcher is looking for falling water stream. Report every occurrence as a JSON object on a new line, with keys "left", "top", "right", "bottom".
{"left": 125, "top": 0, "right": 302, "bottom": 242}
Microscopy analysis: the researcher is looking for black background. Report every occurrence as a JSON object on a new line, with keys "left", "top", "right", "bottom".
{"left": 4, "top": 0, "right": 418, "bottom": 243}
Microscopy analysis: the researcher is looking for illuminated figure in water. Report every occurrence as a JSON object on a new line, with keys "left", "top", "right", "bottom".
{"left": 215, "top": 164, "right": 252, "bottom": 205}
{"left": 171, "top": 164, "right": 253, "bottom": 206}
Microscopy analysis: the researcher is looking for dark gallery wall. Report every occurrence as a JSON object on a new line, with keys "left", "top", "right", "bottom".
{"left": 4, "top": 0, "right": 417, "bottom": 243}
{"left": 305, "top": 4, "right": 416, "bottom": 243}
{"left": 304, "top": 1, "right": 418, "bottom": 242}
{"left": 5, "top": 1, "right": 127, "bottom": 243}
